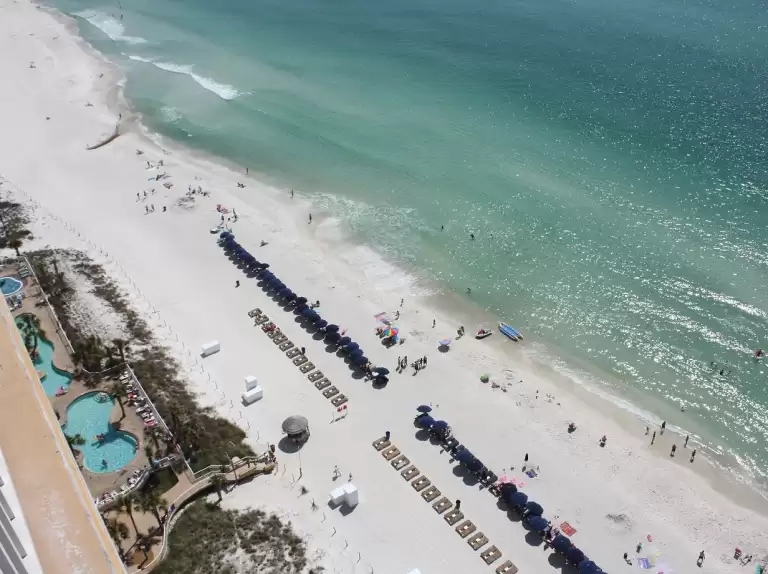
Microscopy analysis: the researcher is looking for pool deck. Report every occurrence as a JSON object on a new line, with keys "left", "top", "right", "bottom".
{"left": 0, "top": 292, "right": 125, "bottom": 573}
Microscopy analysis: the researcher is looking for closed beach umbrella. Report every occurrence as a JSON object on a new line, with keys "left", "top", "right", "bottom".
{"left": 431, "top": 420, "right": 448, "bottom": 431}
{"left": 527, "top": 516, "right": 549, "bottom": 532}
{"left": 566, "top": 548, "right": 585, "bottom": 565}
{"left": 416, "top": 405, "right": 432, "bottom": 413}
{"left": 295, "top": 296, "right": 308, "bottom": 305}
{"left": 339, "top": 336, "right": 352, "bottom": 346}
{"left": 455, "top": 450, "right": 475, "bottom": 463}
{"left": 315, "top": 319, "right": 328, "bottom": 329}
{"left": 525, "top": 501, "right": 544, "bottom": 516}
{"left": 416, "top": 415, "right": 435, "bottom": 428}
{"left": 281, "top": 415, "right": 309, "bottom": 436}
{"left": 325, "top": 324, "right": 340, "bottom": 333}
{"left": 373, "top": 367, "right": 390, "bottom": 376}
{"left": 500, "top": 483, "right": 518, "bottom": 502}
{"left": 508, "top": 491, "right": 528, "bottom": 507}
{"left": 552, "top": 534, "right": 571, "bottom": 553}
{"left": 219, "top": 231, "right": 230, "bottom": 238}
{"left": 578, "top": 560, "right": 601, "bottom": 574}
{"left": 325, "top": 332, "right": 341, "bottom": 343}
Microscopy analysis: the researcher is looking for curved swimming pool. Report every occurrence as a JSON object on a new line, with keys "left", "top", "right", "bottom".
{"left": 15, "top": 316, "right": 73, "bottom": 397}
{"left": 0, "top": 276, "right": 22, "bottom": 296}
{"left": 63, "top": 392, "right": 139, "bottom": 473}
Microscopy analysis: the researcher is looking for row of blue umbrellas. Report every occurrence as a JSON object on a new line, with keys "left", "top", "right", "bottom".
{"left": 219, "top": 231, "right": 373, "bottom": 369}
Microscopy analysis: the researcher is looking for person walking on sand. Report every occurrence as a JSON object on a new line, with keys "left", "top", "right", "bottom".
{"left": 291, "top": 189, "right": 294, "bottom": 198}
{"left": 670, "top": 444, "right": 677, "bottom": 457}
{"left": 400, "top": 298, "right": 404, "bottom": 307}
{"left": 145, "top": 205, "right": 149, "bottom": 214}
{"left": 684, "top": 435, "right": 689, "bottom": 448}
{"left": 163, "top": 206, "right": 167, "bottom": 212}
{"left": 300, "top": 346, "right": 306, "bottom": 355}
{"left": 348, "top": 473, "right": 353, "bottom": 482}
{"left": 246, "top": 167, "right": 249, "bottom": 175}
{"left": 651, "top": 431, "right": 656, "bottom": 445}
{"left": 136, "top": 192, "right": 140, "bottom": 201}
{"left": 690, "top": 449, "right": 697, "bottom": 463}
{"left": 235, "top": 280, "right": 240, "bottom": 288}
{"left": 697, "top": 551, "right": 705, "bottom": 567}
{"left": 645, "top": 426, "right": 649, "bottom": 435}
{"left": 455, "top": 499, "right": 461, "bottom": 510}
{"left": 308, "top": 214, "right": 312, "bottom": 224}
{"left": 333, "top": 465, "right": 340, "bottom": 479}
{"left": 151, "top": 204, "right": 155, "bottom": 212}
{"left": 432, "top": 319, "right": 436, "bottom": 328}
{"left": 524, "top": 453, "right": 529, "bottom": 463}
{"left": 660, "top": 421, "right": 666, "bottom": 435}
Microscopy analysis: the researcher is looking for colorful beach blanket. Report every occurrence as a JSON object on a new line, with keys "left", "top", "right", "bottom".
{"left": 636, "top": 558, "right": 651, "bottom": 569}
{"left": 560, "top": 522, "right": 577, "bottom": 536}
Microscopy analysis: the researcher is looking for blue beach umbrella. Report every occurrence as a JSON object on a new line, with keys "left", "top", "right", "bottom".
{"left": 566, "top": 548, "right": 585, "bottom": 565}
{"left": 259, "top": 263, "right": 270, "bottom": 269}
{"left": 500, "top": 483, "right": 518, "bottom": 502}
{"left": 527, "top": 516, "right": 549, "bottom": 532}
{"left": 278, "top": 288, "right": 291, "bottom": 297}
{"left": 431, "top": 420, "right": 448, "bottom": 431}
{"left": 455, "top": 450, "right": 475, "bottom": 463}
{"left": 373, "top": 367, "right": 390, "bottom": 376}
{"left": 552, "top": 534, "right": 571, "bottom": 553}
{"left": 508, "top": 491, "right": 528, "bottom": 507}
{"left": 301, "top": 307, "right": 315, "bottom": 317}
{"left": 325, "top": 332, "right": 341, "bottom": 343}
{"left": 352, "top": 356, "right": 369, "bottom": 366}
{"left": 338, "top": 336, "right": 351, "bottom": 345}
{"left": 219, "top": 231, "right": 230, "bottom": 238}
{"left": 284, "top": 292, "right": 296, "bottom": 301}
{"left": 466, "top": 459, "right": 484, "bottom": 473}
{"left": 416, "top": 405, "right": 432, "bottom": 413}
{"left": 315, "top": 320, "right": 328, "bottom": 329}
{"left": 295, "top": 296, "right": 308, "bottom": 305}
{"left": 345, "top": 342, "right": 360, "bottom": 352}
{"left": 325, "top": 324, "right": 340, "bottom": 333}
{"left": 525, "top": 501, "right": 544, "bottom": 516}
{"left": 416, "top": 415, "right": 435, "bottom": 428}
{"left": 307, "top": 314, "right": 321, "bottom": 323}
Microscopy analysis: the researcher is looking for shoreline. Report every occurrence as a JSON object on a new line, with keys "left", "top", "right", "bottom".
{"left": 3, "top": 1, "right": 768, "bottom": 571}
{"left": 35, "top": 0, "right": 768, "bottom": 503}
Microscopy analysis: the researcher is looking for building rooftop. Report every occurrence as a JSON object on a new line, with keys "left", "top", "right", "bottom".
{"left": 0, "top": 296, "right": 125, "bottom": 574}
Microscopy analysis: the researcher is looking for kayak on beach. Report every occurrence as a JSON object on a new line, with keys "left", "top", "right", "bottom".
{"left": 499, "top": 322, "right": 523, "bottom": 341}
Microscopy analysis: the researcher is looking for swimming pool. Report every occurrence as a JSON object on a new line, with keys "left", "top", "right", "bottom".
{"left": 15, "top": 317, "right": 73, "bottom": 397}
{"left": 63, "top": 392, "right": 139, "bottom": 473}
{"left": 0, "top": 276, "right": 22, "bottom": 296}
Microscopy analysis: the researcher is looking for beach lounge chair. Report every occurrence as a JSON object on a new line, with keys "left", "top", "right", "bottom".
{"left": 382, "top": 446, "right": 400, "bottom": 461}
{"left": 400, "top": 465, "right": 419, "bottom": 480}
{"left": 468, "top": 532, "right": 488, "bottom": 549}
{"left": 308, "top": 371, "right": 324, "bottom": 382}
{"left": 421, "top": 485, "right": 441, "bottom": 502}
{"left": 432, "top": 497, "right": 453, "bottom": 514}
{"left": 322, "top": 386, "right": 339, "bottom": 398}
{"left": 248, "top": 308, "right": 262, "bottom": 318}
{"left": 273, "top": 334, "right": 288, "bottom": 344}
{"left": 267, "top": 329, "right": 281, "bottom": 339}
{"left": 279, "top": 340, "right": 294, "bottom": 351}
{"left": 455, "top": 520, "right": 477, "bottom": 538}
{"left": 292, "top": 355, "right": 308, "bottom": 366}
{"left": 411, "top": 476, "right": 430, "bottom": 492}
{"left": 391, "top": 455, "right": 410, "bottom": 470}
{"left": 299, "top": 362, "right": 315, "bottom": 373}
{"left": 444, "top": 508, "right": 464, "bottom": 526}
{"left": 481, "top": 545, "right": 502, "bottom": 564}
{"left": 496, "top": 560, "right": 518, "bottom": 574}
{"left": 255, "top": 315, "right": 270, "bottom": 325}
{"left": 286, "top": 348, "right": 301, "bottom": 359}
{"left": 330, "top": 394, "right": 347, "bottom": 407}
{"left": 314, "top": 378, "right": 332, "bottom": 390}
{"left": 372, "top": 437, "right": 390, "bottom": 451}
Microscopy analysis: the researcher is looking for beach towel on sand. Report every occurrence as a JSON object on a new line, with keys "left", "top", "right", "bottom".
{"left": 559, "top": 522, "right": 577, "bottom": 536}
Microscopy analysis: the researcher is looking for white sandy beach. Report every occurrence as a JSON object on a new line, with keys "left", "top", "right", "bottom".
{"left": 1, "top": 1, "right": 768, "bottom": 572}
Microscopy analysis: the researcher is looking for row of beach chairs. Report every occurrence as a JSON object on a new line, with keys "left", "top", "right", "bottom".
{"left": 250, "top": 308, "right": 348, "bottom": 409}
{"left": 372, "top": 436, "right": 517, "bottom": 574}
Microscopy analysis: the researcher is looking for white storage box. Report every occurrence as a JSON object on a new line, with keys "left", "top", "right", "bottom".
{"left": 200, "top": 340, "right": 220, "bottom": 357}
{"left": 242, "top": 375, "right": 263, "bottom": 404}
{"left": 329, "top": 487, "right": 346, "bottom": 506}
{"left": 342, "top": 483, "right": 359, "bottom": 507}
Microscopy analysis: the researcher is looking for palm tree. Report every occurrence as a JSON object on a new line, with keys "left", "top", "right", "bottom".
{"left": 103, "top": 516, "right": 129, "bottom": 556}
{"left": 118, "top": 495, "right": 139, "bottom": 538}
{"left": 136, "top": 489, "right": 168, "bottom": 529}
{"left": 210, "top": 474, "right": 227, "bottom": 503}
{"left": 65, "top": 433, "right": 86, "bottom": 455}
{"left": 110, "top": 382, "right": 127, "bottom": 420}
{"left": 112, "top": 339, "right": 128, "bottom": 364}
{"left": 143, "top": 426, "right": 161, "bottom": 453}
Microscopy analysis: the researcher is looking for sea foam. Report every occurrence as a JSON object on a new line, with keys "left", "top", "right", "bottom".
{"left": 127, "top": 55, "right": 241, "bottom": 101}
{"left": 75, "top": 10, "right": 147, "bottom": 45}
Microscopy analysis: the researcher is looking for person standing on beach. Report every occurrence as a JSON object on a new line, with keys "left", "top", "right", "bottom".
{"left": 670, "top": 444, "right": 677, "bottom": 457}
{"left": 291, "top": 189, "right": 294, "bottom": 198}
{"left": 308, "top": 214, "right": 312, "bottom": 223}
{"left": 660, "top": 421, "right": 666, "bottom": 435}
{"left": 645, "top": 426, "right": 649, "bottom": 435}
{"left": 651, "top": 431, "right": 656, "bottom": 445}
{"left": 455, "top": 499, "right": 461, "bottom": 510}
{"left": 684, "top": 435, "right": 689, "bottom": 448}
{"left": 690, "top": 449, "right": 697, "bottom": 463}
{"left": 300, "top": 347, "right": 306, "bottom": 355}
{"left": 235, "top": 280, "right": 240, "bottom": 288}
{"left": 246, "top": 167, "right": 249, "bottom": 175}
{"left": 524, "top": 453, "right": 529, "bottom": 463}
{"left": 400, "top": 298, "right": 404, "bottom": 307}
{"left": 697, "top": 551, "right": 705, "bottom": 567}
{"left": 432, "top": 319, "right": 436, "bottom": 328}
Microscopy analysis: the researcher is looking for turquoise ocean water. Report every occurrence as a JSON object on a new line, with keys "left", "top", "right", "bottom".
{"left": 50, "top": 0, "right": 768, "bottom": 488}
